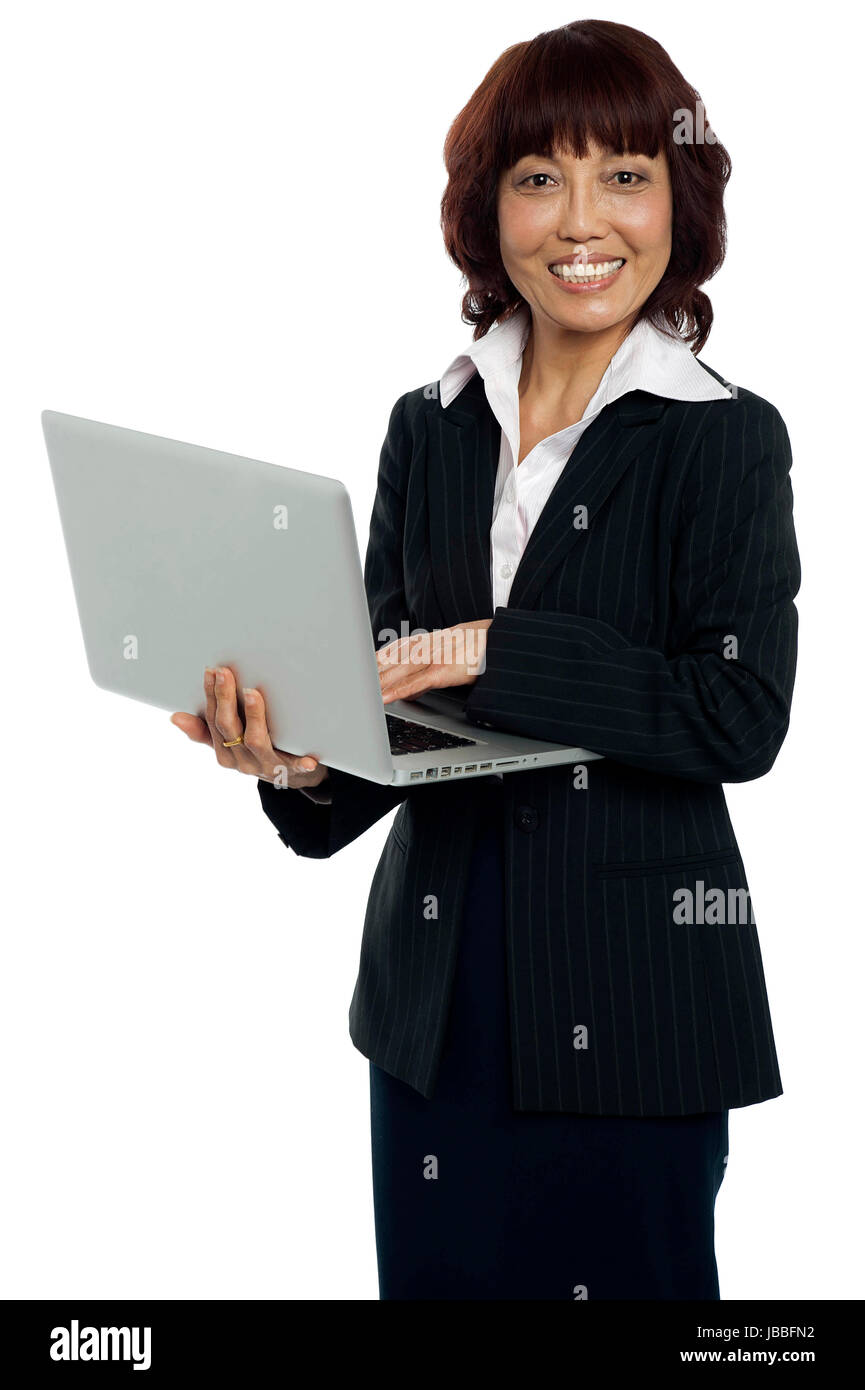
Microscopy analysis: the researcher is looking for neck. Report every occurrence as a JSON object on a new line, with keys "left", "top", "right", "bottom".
{"left": 518, "top": 308, "right": 637, "bottom": 411}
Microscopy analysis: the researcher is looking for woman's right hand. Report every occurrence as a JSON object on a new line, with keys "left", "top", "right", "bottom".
{"left": 170, "top": 665, "right": 330, "bottom": 790}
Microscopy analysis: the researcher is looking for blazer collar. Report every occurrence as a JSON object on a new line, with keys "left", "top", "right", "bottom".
{"left": 439, "top": 303, "right": 732, "bottom": 412}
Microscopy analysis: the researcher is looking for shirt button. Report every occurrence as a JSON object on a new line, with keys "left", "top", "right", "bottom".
{"left": 499, "top": 562, "right": 513, "bottom": 579}
{"left": 515, "top": 805, "right": 540, "bottom": 832}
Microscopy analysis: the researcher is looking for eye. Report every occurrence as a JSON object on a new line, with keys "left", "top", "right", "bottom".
{"left": 518, "top": 172, "right": 558, "bottom": 189}
{"left": 610, "top": 170, "right": 647, "bottom": 187}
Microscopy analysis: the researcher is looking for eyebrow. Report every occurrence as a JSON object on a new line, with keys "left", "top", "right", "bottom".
{"left": 514, "top": 148, "right": 654, "bottom": 164}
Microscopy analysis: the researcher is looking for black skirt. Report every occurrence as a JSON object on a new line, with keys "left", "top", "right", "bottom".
{"left": 369, "top": 780, "right": 729, "bottom": 1300}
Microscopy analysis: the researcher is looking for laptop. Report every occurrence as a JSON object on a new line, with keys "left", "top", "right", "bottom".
{"left": 41, "top": 410, "right": 602, "bottom": 786}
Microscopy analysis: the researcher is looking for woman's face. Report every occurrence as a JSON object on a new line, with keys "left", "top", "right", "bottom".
{"left": 496, "top": 142, "right": 673, "bottom": 335}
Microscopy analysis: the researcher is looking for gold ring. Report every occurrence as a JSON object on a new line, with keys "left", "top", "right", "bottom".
{"left": 223, "top": 735, "right": 245, "bottom": 748}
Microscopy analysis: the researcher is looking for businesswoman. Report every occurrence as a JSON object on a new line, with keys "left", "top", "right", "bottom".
{"left": 172, "top": 19, "right": 799, "bottom": 1300}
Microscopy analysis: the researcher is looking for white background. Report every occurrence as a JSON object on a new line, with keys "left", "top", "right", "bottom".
{"left": 2, "top": 0, "right": 861, "bottom": 1300}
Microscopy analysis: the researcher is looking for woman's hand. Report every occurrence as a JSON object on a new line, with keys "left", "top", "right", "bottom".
{"left": 170, "top": 666, "right": 329, "bottom": 789}
{"left": 377, "top": 619, "right": 493, "bottom": 704}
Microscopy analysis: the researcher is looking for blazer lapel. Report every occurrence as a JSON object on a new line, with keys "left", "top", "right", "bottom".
{"left": 426, "top": 376, "right": 668, "bottom": 623}
{"left": 506, "top": 390, "right": 667, "bottom": 611}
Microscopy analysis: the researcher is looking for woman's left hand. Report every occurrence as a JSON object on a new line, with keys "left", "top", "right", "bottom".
{"left": 377, "top": 619, "right": 493, "bottom": 704}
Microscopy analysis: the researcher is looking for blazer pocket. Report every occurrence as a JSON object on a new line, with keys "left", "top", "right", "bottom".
{"left": 594, "top": 847, "right": 739, "bottom": 880}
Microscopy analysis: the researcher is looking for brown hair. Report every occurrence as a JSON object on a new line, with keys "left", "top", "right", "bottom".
{"left": 440, "top": 19, "right": 730, "bottom": 352}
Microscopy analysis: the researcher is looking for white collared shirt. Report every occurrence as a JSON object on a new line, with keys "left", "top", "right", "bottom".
{"left": 439, "top": 303, "right": 732, "bottom": 609}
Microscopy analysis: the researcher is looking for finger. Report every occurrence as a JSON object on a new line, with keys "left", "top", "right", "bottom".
{"left": 382, "top": 656, "right": 463, "bottom": 703}
{"left": 376, "top": 633, "right": 421, "bottom": 677}
{"left": 170, "top": 711, "right": 213, "bottom": 745}
{"left": 213, "top": 666, "right": 241, "bottom": 738}
{"left": 378, "top": 647, "right": 426, "bottom": 697}
{"left": 203, "top": 667, "right": 243, "bottom": 767}
{"left": 238, "top": 686, "right": 274, "bottom": 760}
{"left": 378, "top": 628, "right": 446, "bottom": 697}
{"left": 271, "top": 751, "right": 321, "bottom": 782}
{"left": 214, "top": 666, "right": 260, "bottom": 768}
{"left": 379, "top": 648, "right": 434, "bottom": 700}
{"left": 380, "top": 668, "right": 433, "bottom": 703}
{"left": 375, "top": 639, "right": 403, "bottom": 674}
{"left": 239, "top": 688, "right": 320, "bottom": 779}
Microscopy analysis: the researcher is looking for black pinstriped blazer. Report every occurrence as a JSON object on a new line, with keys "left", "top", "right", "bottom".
{"left": 257, "top": 361, "right": 800, "bottom": 1116}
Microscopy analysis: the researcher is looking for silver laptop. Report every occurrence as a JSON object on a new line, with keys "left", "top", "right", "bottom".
{"left": 42, "top": 410, "right": 602, "bottom": 786}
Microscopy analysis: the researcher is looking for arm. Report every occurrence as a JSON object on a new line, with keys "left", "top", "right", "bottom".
{"left": 463, "top": 396, "right": 800, "bottom": 783}
{"left": 257, "top": 391, "right": 412, "bottom": 857}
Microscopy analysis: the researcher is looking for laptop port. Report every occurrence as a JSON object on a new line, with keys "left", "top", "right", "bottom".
{"left": 464, "top": 764, "right": 477, "bottom": 773}
{"left": 410, "top": 771, "right": 424, "bottom": 780}
{"left": 440, "top": 767, "right": 451, "bottom": 777}
{"left": 453, "top": 766, "right": 462, "bottom": 774}
{"left": 480, "top": 761, "right": 492, "bottom": 770}
{"left": 425, "top": 767, "right": 438, "bottom": 778}
{"left": 496, "top": 759, "right": 519, "bottom": 767}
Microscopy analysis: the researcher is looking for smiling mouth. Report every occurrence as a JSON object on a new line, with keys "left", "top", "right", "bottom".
{"left": 549, "top": 258, "right": 626, "bottom": 282}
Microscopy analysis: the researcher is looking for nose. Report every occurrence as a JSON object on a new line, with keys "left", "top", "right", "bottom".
{"left": 558, "top": 182, "right": 609, "bottom": 247}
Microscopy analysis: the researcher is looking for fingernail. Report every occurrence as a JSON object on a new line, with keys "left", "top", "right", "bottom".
{"left": 301, "top": 757, "right": 316, "bottom": 770}
{"left": 242, "top": 687, "right": 255, "bottom": 698}
{"left": 216, "top": 669, "right": 225, "bottom": 685}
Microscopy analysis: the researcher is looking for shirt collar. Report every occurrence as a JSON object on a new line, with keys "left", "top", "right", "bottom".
{"left": 438, "top": 301, "right": 731, "bottom": 410}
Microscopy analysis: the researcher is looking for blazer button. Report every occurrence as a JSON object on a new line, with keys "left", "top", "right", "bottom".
{"left": 515, "top": 804, "right": 539, "bottom": 832}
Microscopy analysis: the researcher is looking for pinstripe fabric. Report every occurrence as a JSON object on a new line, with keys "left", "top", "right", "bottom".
{"left": 439, "top": 304, "right": 732, "bottom": 611}
{"left": 257, "top": 363, "right": 799, "bottom": 1115}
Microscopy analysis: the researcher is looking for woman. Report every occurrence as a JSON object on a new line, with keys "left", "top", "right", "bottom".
{"left": 172, "top": 19, "right": 799, "bottom": 1300}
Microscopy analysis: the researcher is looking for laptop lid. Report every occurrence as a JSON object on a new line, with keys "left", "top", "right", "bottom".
{"left": 42, "top": 410, "right": 395, "bottom": 784}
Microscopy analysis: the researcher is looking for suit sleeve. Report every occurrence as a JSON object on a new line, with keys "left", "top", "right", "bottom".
{"left": 463, "top": 396, "right": 800, "bottom": 783}
{"left": 256, "top": 391, "right": 412, "bottom": 857}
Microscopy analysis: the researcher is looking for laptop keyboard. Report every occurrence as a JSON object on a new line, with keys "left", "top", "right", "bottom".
{"left": 386, "top": 712, "right": 479, "bottom": 756}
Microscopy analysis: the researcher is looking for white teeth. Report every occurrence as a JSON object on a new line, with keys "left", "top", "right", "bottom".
{"left": 550, "top": 258, "right": 625, "bottom": 281}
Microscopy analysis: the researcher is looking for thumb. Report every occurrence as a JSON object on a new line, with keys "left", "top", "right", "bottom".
{"left": 170, "top": 712, "right": 213, "bottom": 745}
